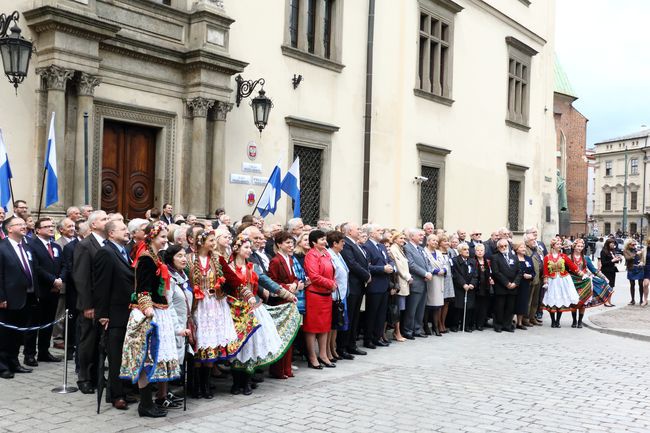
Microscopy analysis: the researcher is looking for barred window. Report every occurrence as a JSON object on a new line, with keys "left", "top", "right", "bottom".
{"left": 294, "top": 145, "right": 322, "bottom": 225}
{"left": 420, "top": 166, "right": 440, "bottom": 226}
{"left": 508, "top": 180, "right": 521, "bottom": 231}
{"left": 605, "top": 193, "right": 611, "bottom": 211}
{"left": 604, "top": 222, "right": 611, "bottom": 234}
{"left": 289, "top": 0, "right": 300, "bottom": 48}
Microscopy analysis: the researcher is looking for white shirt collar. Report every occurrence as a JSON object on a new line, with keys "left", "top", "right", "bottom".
{"left": 91, "top": 232, "right": 105, "bottom": 245}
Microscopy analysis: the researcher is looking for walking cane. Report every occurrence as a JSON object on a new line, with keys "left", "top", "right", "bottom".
{"left": 183, "top": 336, "right": 189, "bottom": 412}
{"left": 462, "top": 290, "right": 468, "bottom": 333}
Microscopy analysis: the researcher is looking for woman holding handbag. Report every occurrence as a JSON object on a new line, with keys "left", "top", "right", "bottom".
{"left": 327, "top": 231, "right": 349, "bottom": 361}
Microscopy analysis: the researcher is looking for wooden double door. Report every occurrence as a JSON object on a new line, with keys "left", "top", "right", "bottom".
{"left": 101, "top": 121, "right": 156, "bottom": 219}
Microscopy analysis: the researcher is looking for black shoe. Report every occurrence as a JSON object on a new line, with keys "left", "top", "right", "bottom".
{"left": 515, "top": 325, "right": 527, "bottom": 330}
{"left": 138, "top": 405, "right": 167, "bottom": 418}
{"left": 494, "top": 328, "right": 502, "bottom": 333}
{"left": 0, "top": 370, "right": 14, "bottom": 379}
{"left": 230, "top": 384, "right": 241, "bottom": 395}
{"left": 166, "top": 392, "right": 183, "bottom": 404}
{"left": 242, "top": 379, "right": 253, "bottom": 396}
{"left": 476, "top": 327, "right": 484, "bottom": 331}
{"left": 413, "top": 332, "right": 428, "bottom": 338}
{"left": 317, "top": 357, "right": 336, "bottom": 368}
{"left": 251, "top": 374, "right": 265, "bottom": 383}
{"left": 37, "top": 352, "right": 62, "bottom": 363}
{"left": 449, "top": 327, "right": 458, "bottom": 333}
{"left": 503, "top": 328, "right": 514, "bottom": 333}
{"left": 307, "top": 361, "right": 323, "bottom": 370}
{"left": 423, "top": 324, "right": 432, "bottom": 335}
{"left": 464, "top": 328, "right": 473, "bottom": 333}
{"left": 340, "top": 351, "right": 355, "bottom": 360}
{"left": 373, "top": 340, "right": 389, "bottom": 347}
{"left": 349, "top": 347, "right": 367, "bottom": 356}
{"left": 556, "top": 322, "right": 562, "bottom": 329}
{"left": 23, "top": 356, "right": 38, "bottom": 367}
{"left": 78, "top": 382, "right": 95, "bottom": 394}
{"left": 577, "top": 320, "right": 583, "bottom": 329}
{"left": 571, "top": 321, "right": 577, "bottom": 328}
{"left": 155, "top": 398, "right": 181, "bottom": 409}
{"left": 403, "top": 334, "right": 415, "bottom": 340}
{"left": 363, "top": 342, "right": 377, "bottom": 349}
{"left": 13, "top": 365, "right": 33, "bottom": 374}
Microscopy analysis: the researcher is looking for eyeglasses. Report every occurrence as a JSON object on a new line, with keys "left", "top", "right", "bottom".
{"left": 39, "top": 225, "right": 54, "bottom": 229}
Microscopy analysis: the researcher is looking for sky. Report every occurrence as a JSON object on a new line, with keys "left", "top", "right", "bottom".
{"left": 555, "top": 0, "right": 650, "bottom": 147}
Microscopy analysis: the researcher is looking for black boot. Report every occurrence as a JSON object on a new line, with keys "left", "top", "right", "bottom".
{"left": 549, "top": 312, "right": 556, "bottom": 328}
{"left": 571, "top": 311, "right": 578, "bottom": 328}
{"left": 556, "top": 312, "right": 563, "bottom": 328}
{"left": 241, "top": 373, "right": 252, "bottom": 396}
{"left": 190, "top": 366, "right": 201, "bottom": 399}
{"left": 230, "top": 371, "right": 241, "bottom": 395}
{"left": 577, "top": 312, "right": 584, "bottom": 329}
{"left": 422, "top": 307, "right": 432, "bottom": 335}
{"left": 200, "top": 367, "right": 213, "bottom": 399}
{"left": 138, "top": 384, "right": 166, "bottom": 418}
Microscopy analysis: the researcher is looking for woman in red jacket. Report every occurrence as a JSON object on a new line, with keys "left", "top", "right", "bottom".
{"left": 303, "top": 230, "right": 337, "bottom": 369}
{"left": 268, "top": 231, "right": 304, "bottom": 379}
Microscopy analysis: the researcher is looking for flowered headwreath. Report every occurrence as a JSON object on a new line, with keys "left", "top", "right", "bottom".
{"left": 145, "top": 221, "right": 167, "bottom": 244}
{"left": 232, "top": 233, "right": 251, "bottom": 254}
{"left": 195, "top": 228, "right": 215, "bottom": 248}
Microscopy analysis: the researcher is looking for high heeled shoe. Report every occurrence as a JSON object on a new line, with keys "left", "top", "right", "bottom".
{"left": 641, "top": 301, "right": 648, "bottom": 307}
{"left": 317, "top": 357, "right": 336, "bottom": 368}
{"left": 307, "top": 360, "right": 323, "bottom": 370}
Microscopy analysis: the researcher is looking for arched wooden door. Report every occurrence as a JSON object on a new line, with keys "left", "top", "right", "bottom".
{"left": 101, "top": 121, "right": 156, "bottom": 219}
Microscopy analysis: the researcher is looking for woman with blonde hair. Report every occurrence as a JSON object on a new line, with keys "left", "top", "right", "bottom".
{"left": 437, "top": 234, "right": 455, "bottom": 333}
{"left": 389, "top": 231, "right": 411, "bottom": 341}
{"left": 293, "top": 232, "right": 311, "bottom": 269}
{"left": 213, "top": 227, "right": 233, "bottom": 258}
{"left": 423, "top": 234, "right": 445, "bottom": 336}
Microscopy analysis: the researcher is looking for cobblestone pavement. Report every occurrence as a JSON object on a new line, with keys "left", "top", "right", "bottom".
{"left": 1, "top": 273, "right": 650, "bottom": 433}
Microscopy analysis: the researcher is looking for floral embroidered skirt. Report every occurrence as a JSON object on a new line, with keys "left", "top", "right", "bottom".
{"left": 119, "top": 307, "right": 181, "bottom": 383}
{"left": 194, "top": 296, "right": 241, "bottom": 362}
{"left": 231, "top": 302, "right": 301, "bottom": 374}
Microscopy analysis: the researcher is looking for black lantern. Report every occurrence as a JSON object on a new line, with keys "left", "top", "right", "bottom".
{"left": 0, "top": 11, "right": 32, "bottom": 94}
{"left": 235, "top": 74, "right": 273, "bottom": 134}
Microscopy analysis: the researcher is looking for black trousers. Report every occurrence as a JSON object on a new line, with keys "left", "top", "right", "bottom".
{"left": 77, "top": 314, "right": 100, "bottom": 384}
{"left": 364, "top": 292, "right": 388, "bottom": 343}
{"left": 107, "top": 327, "right": 127, "bottom": 400}
{"left": 340, "top": 293, "right": 363, "bottom": 350}
{"left": 474, "top": 295, "right": 490, "bottom": 328}
{"left": 0, "top": 307, "right": 29, "bottom": 372}
{"left": 494, "top": 294, "right": 516, "bottom": 331}
{"left": 455, "top": 307, "right": 474, "bottom": 329}
{"left": 24, "top": 293, "right": 58, "bottom": 357}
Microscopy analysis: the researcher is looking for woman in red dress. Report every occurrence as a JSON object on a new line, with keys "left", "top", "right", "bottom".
{"left": 303, "top": 230, "right": 337, "bottom": 369}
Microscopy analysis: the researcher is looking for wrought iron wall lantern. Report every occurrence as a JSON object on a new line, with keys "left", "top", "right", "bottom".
{"left": 0, "top": 11, "right": 33, "bottom": 94}
{"left": 235, "top": 74, "right": 273, "bottom": 134}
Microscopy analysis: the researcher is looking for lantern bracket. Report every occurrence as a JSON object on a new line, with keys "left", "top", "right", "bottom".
{"left": 0, "top": 11, "right": 20, "bottom": 38}
{"left": 235, "top": 74, "right": 265, "bottom": 107}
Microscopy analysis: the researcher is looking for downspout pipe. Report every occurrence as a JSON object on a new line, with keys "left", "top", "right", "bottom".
{"left": 362, "top": 0, "right": 375, "bottom": 224}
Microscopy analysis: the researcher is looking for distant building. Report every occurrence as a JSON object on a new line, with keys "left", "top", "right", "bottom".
{"left": 593, "top": 130, "right": 650, "bottom": 236}
{"left": 554, "top": 56, "right": 588, "bottom": 237}
{"left": 586, "top": 148, "right": 597, "bottom": 235}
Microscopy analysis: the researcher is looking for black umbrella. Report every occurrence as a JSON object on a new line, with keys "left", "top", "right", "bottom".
{"left": 96, "top": 327, "right": 110, "bottom": 414}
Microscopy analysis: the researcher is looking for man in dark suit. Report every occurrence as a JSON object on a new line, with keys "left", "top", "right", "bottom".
{"left": 94, "top": 220, "right": 134, "bottom": 410}
{"left": 24, "top": 218, "right": 64, "bottom": 366}
{"left": 468, "top": 230, "right": 483, "bottom": 258}
{"left": 0, "top": 216, "right": 38, "bottom": 379}
{"left": 339, "top": 223, "right": 371, "bottom": 356}
{"left": 361, "top": 225, "right": 395, "bottom": 349}
{"left": 491, "top": 239, "right": 523, "bottom": 333}
{"left": 403, "top": 229, "right": 432, "bottom": 338}
{"left": 73, "top": 210, "right": 109, "bottom": 393}
{"left": 160, "top": 203, "right": 174, "bottom": 225}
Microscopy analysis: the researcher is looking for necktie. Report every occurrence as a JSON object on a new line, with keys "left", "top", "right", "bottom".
{"left": 47, "top": 241, "right": 54, "bottom": 258}
{"left": 18, "top": 243, "right": 32, "bottom": 281}
{"left": 120, "top": 247, "right": 130, "bottom": 264}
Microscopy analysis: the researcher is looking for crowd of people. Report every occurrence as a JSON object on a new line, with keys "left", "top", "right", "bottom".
{"left": 0, "top": 201, "right": 630, "bottom": 418}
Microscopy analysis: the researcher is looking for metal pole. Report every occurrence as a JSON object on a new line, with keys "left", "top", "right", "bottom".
{"left": 623, "top": 147, "right": 628, "bottom": 236}
{"left": 52, "top": 309, "right": 78, "bottom": 394}
{"left": 83, "top": 113, "right": 89, "bottom": 205}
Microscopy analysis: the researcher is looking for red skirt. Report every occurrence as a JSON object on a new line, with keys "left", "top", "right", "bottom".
{"left": 303, "top": 290, "right": 332, "bottom": 333}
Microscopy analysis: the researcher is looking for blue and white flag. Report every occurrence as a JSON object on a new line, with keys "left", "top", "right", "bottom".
{"left": 0, "top": 129, "right": 13, "bottom": 212}
{"left": 256, "top": 161, "right": 282, "bottom": 217}
{"left": 281, "top": 157, "right": 300, "bottom": 218}
{"left": 45, "top": 113, "right": 59, "bottom": 208}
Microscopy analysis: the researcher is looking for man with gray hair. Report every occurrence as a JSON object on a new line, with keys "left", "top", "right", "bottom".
{"left": 491, "top": 238, "right": 522, "bottom": 333}
{"left": 126, "top": 218, "right": 148, "bottom": 258}
{"left": 66, "top": 206, "right": 81, "bottom": 222}
{"left": 403, "top": 228, "right": 432, "bottom": 338}
{"left": 286, "top": 218, "right": 304, "bottom": 240}
{"left": 524, "top": 233, "right": 543, "bottom": 327}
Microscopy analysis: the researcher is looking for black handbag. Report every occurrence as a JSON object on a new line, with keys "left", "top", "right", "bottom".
{"left": 332, "top": 287, "right": 345, "bottom": 328}
{"left": 388, "top": 296, "right": 400, "bottom": 325}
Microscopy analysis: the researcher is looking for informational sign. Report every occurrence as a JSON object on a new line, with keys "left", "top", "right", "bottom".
{"left": 230, "top": 173, "right": 251, "bottom": 184}
{"left": 252, "top": 176, "right": 267, "bottom": 186}
{"left": 247, "top": 141, "right": 257, "bottom": 160}
{"left": 242, "top": 162, "right": 262, "bottom": 173}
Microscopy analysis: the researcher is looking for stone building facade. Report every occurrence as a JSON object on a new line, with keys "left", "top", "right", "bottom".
{"left": 553, "top": 57, "right": 588, "bottom": 237}
{"left": 3, "top": 0, "right": 558, "bottom": 237}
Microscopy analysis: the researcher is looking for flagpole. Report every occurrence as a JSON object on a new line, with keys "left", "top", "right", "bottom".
{"left": 251, "top": 181, "right": 271, "bottom": 217}
{"left": 36, "top": 165, "right": 47, "bottom": 220}
{"left": 7, "top": 177, "right": 15, "bottom": 213}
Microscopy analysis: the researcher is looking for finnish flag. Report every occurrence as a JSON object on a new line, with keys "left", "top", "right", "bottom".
{"left": 0, "top": 129, "right": 13, "bottom": 212}
{"left": 45, "top": 113, "right": 59, "bottom": 208}
{"left": 281, "top": 157, "right": 300, "bottom": 218}
{"left": 256, "top": 161, "right": 282, "bottom": 217}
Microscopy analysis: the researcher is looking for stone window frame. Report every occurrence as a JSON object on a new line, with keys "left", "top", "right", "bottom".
{"left": 631, "top": 190, "right": 638, "bottom": 210}
{"left": 416, "top": 143, "right": 450, "bottom": 228}
{"left": 282, "top": 0, "right": 345, "bottom": 73}
{"left": 604, "top": 192, "right": 612, "bottom": 211}
{"left": 285, "top": 116, "right": 340, "bottom": 219}
{"left": 506, "top": 162, "right": 528, "bottom": 234}
{"left": 92, "top": 99, "right": 177, "bottom": 211}
{"left": 605, "top": 160, "right": 612, "bottom": 176}
{"left": 505, "top": 37, "right": 537, "bottom": 132}
{"left": 631, "top": 157, "right": 639, "bottom": 175}
{"left": 413, "top": 0, "right": 463, "bottom": 106}
{"left": 604, "top": 222, "right": 611, "bottom": 234}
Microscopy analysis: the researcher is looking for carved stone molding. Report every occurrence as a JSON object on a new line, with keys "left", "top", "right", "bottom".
{"left": 77, "top": 72, "right": 102, "bottom": 96}
{"left": 212, "top": 101, "right": 233, "bottom": 121}
{"left": 187, "top": 97, "right": 214, "bottom": 118}
{"left": 36, "top": 65, "right": 74, "bottom": 91}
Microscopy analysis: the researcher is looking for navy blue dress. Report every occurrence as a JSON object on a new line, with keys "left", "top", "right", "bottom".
{"left": 515, "top": 256, "right": 535, "bottom": 315}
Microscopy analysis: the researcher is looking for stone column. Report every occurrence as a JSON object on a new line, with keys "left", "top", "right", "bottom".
{"left": 187, "top": 97, "right": 214, "bottom": 217}
{"left": 209, "top": 101, "right": 232, "bottom": 215}
{"left": 75, "top": 73, "right": 101, "bottom": 207}
{"left": 36, "top": 65, "right": 74, "bottom": 212}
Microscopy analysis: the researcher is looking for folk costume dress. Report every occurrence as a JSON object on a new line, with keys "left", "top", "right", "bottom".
{"left": 541, "top": 253, "right": 581, "bottom": 313}
{"left": 569, "top": 255, "right": 613, "bottom": 308}
{"left": 120, "top": 253, "right": 181, "bottom": 383}
{"left": 189, "top": 253, "right": 257, "bottom": 362}
{"left": 229, "top": 262, "right": 301, "bottom": 374}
